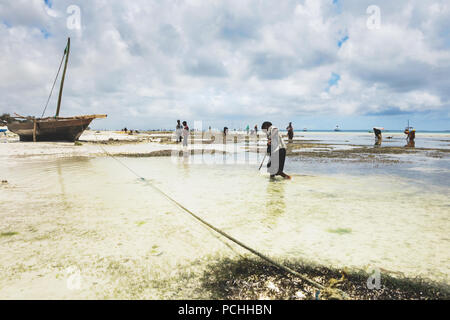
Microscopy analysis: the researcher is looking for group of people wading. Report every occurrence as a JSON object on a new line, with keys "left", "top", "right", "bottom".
{"left": 175, "top": 120, "right": 294, "bottom": 180}
{"left": 175, "top": 120, "right": 190, "bottom": 147}
{"left": 373, "top": 127, "right": 416, "bottom": 147}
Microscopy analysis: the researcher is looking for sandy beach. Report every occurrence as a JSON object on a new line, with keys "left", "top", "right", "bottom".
{"left": 1, "top": 130, "right": 449, "bottom": 299}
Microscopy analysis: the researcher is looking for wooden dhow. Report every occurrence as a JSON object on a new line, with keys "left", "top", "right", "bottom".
{"left": 7, "top": 38, "right": 107, "bottom": 142}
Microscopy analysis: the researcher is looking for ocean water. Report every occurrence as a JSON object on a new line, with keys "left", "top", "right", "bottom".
{"left": 1, "top": 143, "right": 449, "bottom": 286}
{"left": 286, "top": 131, "right": 450, "bottom": 149}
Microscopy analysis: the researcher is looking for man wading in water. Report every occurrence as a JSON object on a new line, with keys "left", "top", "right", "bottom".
{"left": 182, "top": 121, "right": 189, "bottom": 147}
{"left": 262, "top": 121, "right": 291, "bottom": 180}
{"left": 286, "top": 122, "right": 294, "bottom": 142}
{"left": 175, "top": 120, "right": 183, "bottom": 143}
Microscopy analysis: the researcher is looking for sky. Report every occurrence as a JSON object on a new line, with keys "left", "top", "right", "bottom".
{"left": 0, "top": 0, "right": 449, "bottom": 130}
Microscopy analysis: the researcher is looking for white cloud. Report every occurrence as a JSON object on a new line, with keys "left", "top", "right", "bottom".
{"left": 0, "top": 0, "right": 449, "bottom": 129}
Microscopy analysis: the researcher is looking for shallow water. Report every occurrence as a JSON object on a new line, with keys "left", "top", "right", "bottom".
{"left": 290, "top": 132, "right": 450, "bottom": 149}
{"left": 1, "top": 148, "right": 449, "bottom": 289}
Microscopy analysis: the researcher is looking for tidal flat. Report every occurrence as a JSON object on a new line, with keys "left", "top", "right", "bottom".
{"left": 0, "top": 130, "right": 449, "bottom": 299}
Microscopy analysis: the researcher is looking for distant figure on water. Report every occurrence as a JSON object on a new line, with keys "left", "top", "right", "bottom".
{"left": 286, "top": 122, "right": 294, "bottom": 142}
{"left": 404, "top": 128, "right": 415, "bottom": 147}
{"left": 246, "top": 124, "right": 250, "bottom": 135}
{"left": 223, "top": 127, "right": 228, "bottom": 144}
{"left": 254, "top": 124, "right": 258, "bottom": 135}
{"left": 182, "top": 121, "right": 189, "bottom": 147}
{"left": 176, "top": 120, "right": 183, "bottom": 143}
{"left": 262, "top": 121, "right": 291, "bottom": 180}
{"left": 373, "top": 127, "right": 382, "bottom": 146}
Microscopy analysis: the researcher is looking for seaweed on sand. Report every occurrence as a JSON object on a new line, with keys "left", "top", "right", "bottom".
{"left": 1, "top": 231, "right": 19, "bottom": 237}
{"left": 200, "top": 257, "right": 450, "bottom": 300}
{"left": 284, "top": 141, "right": 450, "bottom": 161}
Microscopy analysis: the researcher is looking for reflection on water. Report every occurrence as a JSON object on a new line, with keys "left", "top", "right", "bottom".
{"left": 265, "top": 181, "right": 286, "bottom": 225}
{"left": 1, "top": 154, "right": 449, "bottom": 285}
{"left": 374, "top": 137, "right": 382, "bottom": 146}
{"left": 57, "top": 160, "right": 70, "bottom": 209}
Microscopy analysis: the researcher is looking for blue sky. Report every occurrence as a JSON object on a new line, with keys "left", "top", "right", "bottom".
{"left": 0, "top": 0, "right": 449, "bottom": 130}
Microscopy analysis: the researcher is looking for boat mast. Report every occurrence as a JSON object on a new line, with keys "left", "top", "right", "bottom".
{"left": 55, "top": 37, "right": 70, "bottom": 117}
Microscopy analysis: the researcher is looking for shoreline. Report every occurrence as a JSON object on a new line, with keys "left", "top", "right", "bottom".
{"left": 1, "top": 130, "right": 449, "bottom": 162}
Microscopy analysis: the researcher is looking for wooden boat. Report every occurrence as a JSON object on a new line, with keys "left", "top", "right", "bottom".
{"left": 7, "top": 114, "right": 106, "bottom": 141}
{"left": 7, "top": 38, "right": 106, "bottom": 142}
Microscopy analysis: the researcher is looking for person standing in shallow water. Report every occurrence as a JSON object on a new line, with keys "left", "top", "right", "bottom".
{"left": 404, "top": 128, "right": 416, "bottom": 147}
{"left": 262, "top": 121, "right": 291, "bottom": 179}
{"left": 175, "top": 120, "right": 183, "bottom": 143}
{"left": 373, "top": 127, "right": 382, "bottom": 146}
{"left": 223, "top": 127, "right": 228, "bottom": 144}
{"left": 182, "top": 121, "right": 189, "bottom": 147}
{"left": 286, "top": 122, "right": 294, "bottom": 142}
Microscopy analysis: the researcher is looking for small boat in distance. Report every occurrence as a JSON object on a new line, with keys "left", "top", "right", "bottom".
{"left": 7, "top": 38, "right": 106, "bottom": 142}
{"left": 303, "top": 128, "right": 307, "bottom": 131}
{"left": 334, "top": 125, "right": 341, "bottom": 131}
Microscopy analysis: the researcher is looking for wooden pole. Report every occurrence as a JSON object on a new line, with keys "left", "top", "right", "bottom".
{"left": 258, "top": 153, "right": 267, "bottom": 171}
{"left": 33, "top": 119, "right": 37, "bottom": 142}
{"left": 56, "top": 37, "right": 70, "bottom": 117}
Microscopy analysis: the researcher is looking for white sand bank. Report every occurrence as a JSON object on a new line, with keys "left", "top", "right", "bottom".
{"left": 0, "top": 130, "right": 244, "bottom": 159}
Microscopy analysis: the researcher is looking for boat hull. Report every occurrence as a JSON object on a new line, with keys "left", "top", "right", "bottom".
{"left": 7, "top": 117, "right": 94, "bottom": 142}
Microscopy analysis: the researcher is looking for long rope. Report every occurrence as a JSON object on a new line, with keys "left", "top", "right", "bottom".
{"left": 41, "top": 50, "right": 66, "bottom": 118}
{"left": 96, "top": 139, "right": 350, "bottom": 299}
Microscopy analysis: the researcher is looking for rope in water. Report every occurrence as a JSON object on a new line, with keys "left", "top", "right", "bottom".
{"left": 96, "top": 140, "right": 350, "bottom": 299}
